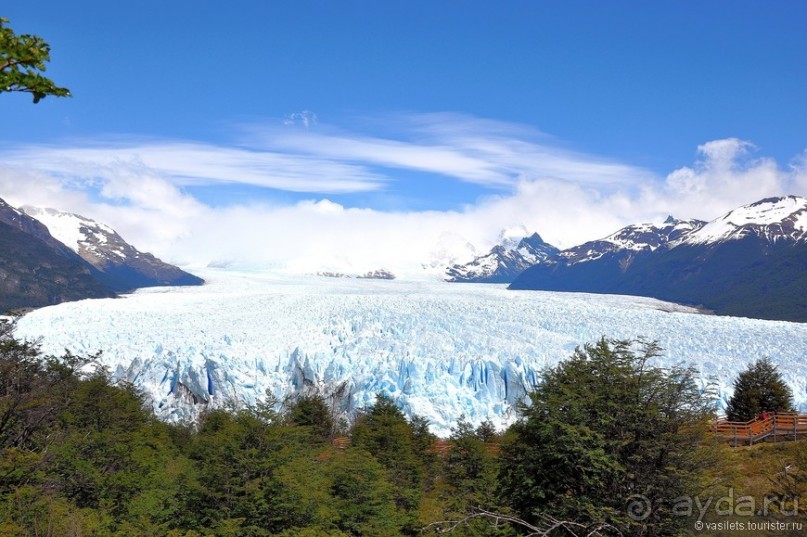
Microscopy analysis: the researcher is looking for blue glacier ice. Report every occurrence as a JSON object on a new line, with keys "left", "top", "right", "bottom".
{"left": 14, "top": 269, "right": 807, "bottom": 436}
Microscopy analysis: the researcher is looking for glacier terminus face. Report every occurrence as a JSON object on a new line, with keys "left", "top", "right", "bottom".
{"left": 14, "top": 269, "right": 807, "bottom": 436}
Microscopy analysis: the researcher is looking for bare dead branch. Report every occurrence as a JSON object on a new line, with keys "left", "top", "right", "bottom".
{"left": 420, "top": 507, "right": 622, "bottom": 536}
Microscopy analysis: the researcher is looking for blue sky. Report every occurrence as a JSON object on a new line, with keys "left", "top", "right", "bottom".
{"left": 2, "top": 1, "right": 806, "bottom": 273}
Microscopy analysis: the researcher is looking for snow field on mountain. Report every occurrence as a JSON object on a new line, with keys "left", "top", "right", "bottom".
{"left": 15, "top": 269, "right": 807, "bottom": 435}
{"left": 683, "top": 196, "right": 807, "bottom": 244}
{"left": 22, "top": 207, "right": 97, "bottom": 253}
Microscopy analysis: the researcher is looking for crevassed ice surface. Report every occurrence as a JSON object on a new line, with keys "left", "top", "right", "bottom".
{"left": 15, "top": 269, "right": 807, "bottom": 436}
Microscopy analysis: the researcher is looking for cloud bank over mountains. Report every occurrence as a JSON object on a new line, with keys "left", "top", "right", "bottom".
{"left": 2, "top": 113, "right": 805, "bottom": 274}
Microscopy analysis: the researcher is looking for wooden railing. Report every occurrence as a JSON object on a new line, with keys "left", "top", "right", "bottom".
{"left": 712, "top": 412, "right": 807, "bottom": 446}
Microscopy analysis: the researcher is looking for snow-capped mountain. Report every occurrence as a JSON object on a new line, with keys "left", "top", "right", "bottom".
{"left": 506, "top": 217, "right": 706, "bottom": 292}
{"left": 678, "top": 195, "right": 807, "bottom": 245}
{"left": 446, "top": 229, "right": 560, "bottom": 283}
{"left": 0, "top": 198, "right": 115, "bottom": 312}
{"left": 22, "top": 206, "right": 123, "bottom": 264}
{"left": 511, "top": 196, "right": 807, "bottom": 322}
{"left": 23, "top": 206, "right": 203, "bottom": 292}
{"left": 0, "top": 198, "right": 79, "bottom": 259}
{"left": 14, "top": 269, "right": 807, "bottom": 436}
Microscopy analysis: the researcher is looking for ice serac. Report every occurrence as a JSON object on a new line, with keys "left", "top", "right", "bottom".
{"left": 14, "top": 270, "right": 807, "bottom": 436}
{"left": 446, "top": 228, "right": 561, "bottom": 283}
{"left": 511, "top": 196, "right": 807, "bottom": 322}
{"left": 22, "top": 206, "right": 204, "bottom": 292}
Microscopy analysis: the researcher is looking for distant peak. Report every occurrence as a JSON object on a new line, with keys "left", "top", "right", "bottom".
{"left": 518, "top": 232, "right": 553, "bottom": 249}
{"left": 525, "top": 231, "right": 544, "bottom": 241}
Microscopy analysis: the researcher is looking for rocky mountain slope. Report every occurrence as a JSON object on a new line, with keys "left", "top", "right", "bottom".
{"left": 23, "top": 206, "right": 203, "bottom": 292}
{"left": 0, "top": 199, "right": 115, "bottom": 312}
{"left": 0, "top": 197, "right": 204, "bottom": 312}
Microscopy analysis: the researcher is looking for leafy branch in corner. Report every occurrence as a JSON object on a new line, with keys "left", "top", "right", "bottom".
{"left": 1, "top": 17, "right": 70, "bottom": 102}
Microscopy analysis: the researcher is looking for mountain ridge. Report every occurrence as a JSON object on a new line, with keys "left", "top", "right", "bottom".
{"left": 510, "top": 195, "right": 807, "bottom": 322}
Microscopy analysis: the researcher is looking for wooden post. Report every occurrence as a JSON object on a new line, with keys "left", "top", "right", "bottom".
{"left": 773, "top": 414, "right": 778, "bottom": 443}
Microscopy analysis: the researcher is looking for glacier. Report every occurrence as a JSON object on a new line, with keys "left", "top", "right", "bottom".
{"left": 14, "top": 268, "right": 807, "bottom": 436}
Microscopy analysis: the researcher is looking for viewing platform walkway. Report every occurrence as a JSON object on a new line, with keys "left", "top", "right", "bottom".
{"left": 712, "top": 412, "right": 807, "bottom": 447}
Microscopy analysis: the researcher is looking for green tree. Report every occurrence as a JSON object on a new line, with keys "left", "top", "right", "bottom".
{"left": 474, "top": 419, "right": 497, "bottom": 443}
{"left": 0, "top": 321, "right": 50, "bottom": 451}
{"left": 0, "top": 324, "right": 199, "bottom": 535}
{"left": 187, "top": 408, "right": 286, "bottom": 533}
{"left": 328, "top": 448, "right": 405, "bottom": 535}
{"left": 286, "top": 394, "right": 334, "bottom": 441}
{"left": 267, "top": 449, "right": 335, "bottom": 533}
{"left": 726, "top": 357, "right": 794, "bottom": 422}
{"left": 1, "top": 17, "right": 70, "bottom": 102}
{"left": 444, "top": 416, "right": 498, "bottom": 509}
{"left": 408, "top": 414, "right": 438, "bottom": 489}
{"left": 433, "top": 417, "right": 509, "bottom": 536}
{"left": 350, "top": 394, "right": 424, "bottom": 522}
{"left": 48, "top": 370, "right": 197, "bottom": 532}
{"left": 498, "top": 338, "right": 715, "bottom": 536}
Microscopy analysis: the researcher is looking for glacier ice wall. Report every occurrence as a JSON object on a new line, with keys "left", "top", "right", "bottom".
{"left": 15, "top": 269, "right": 807, "bottom": 436}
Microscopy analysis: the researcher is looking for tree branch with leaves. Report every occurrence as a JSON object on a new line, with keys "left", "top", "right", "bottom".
{"left": 1, "top": 17, "right": 70, "bottom": 103}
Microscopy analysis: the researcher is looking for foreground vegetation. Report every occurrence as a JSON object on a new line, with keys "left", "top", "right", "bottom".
{"left": 1, "top": 17, "right": 71, "bottom": 102}
{"left": 1, "top": 320, "right": 804, "bottom": 536}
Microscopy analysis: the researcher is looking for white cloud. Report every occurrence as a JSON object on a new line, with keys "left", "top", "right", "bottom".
{"left": 656, "top": 138, "right": 795, "bottom": 220}
{"left": 2, "top": 142, "right": 386, "bottom": 194}
{"left": 0, "top": 114, "right": 804, "bottom": 276}
{"left": 787, "top": 150, "right": 807, "bottom": 194}
{"left": 283, "top": 110, "right": 318, "bottom": 128}
{"left": 246, "top": 113, "right": 650, "bottom": 188}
